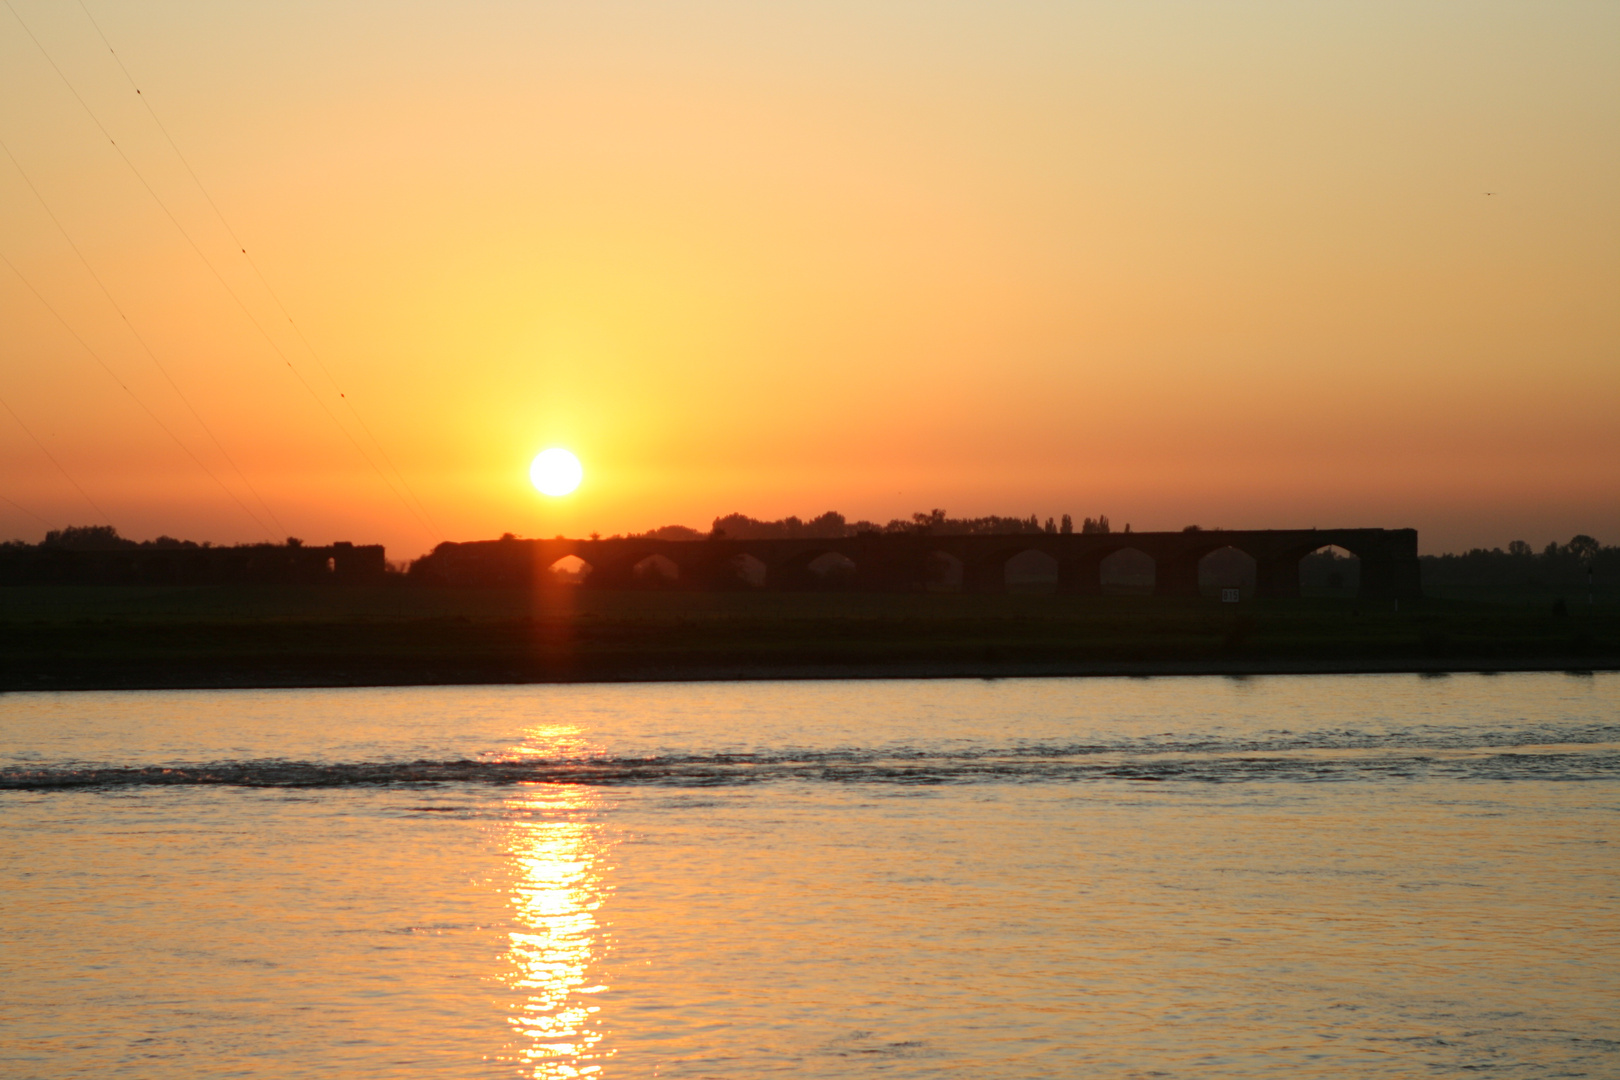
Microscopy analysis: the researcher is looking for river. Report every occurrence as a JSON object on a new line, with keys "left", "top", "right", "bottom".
{"left": 2, "top": 672, "right": 1616, "bottom": 1077}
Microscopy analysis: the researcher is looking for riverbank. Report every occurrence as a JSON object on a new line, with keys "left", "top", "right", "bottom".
{"left": 3, "top": 585, "right": 1615, "bottom": 691}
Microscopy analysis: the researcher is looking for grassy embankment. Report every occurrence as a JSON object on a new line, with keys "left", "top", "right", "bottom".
{"left": 2, "top": 582, "right": 1616, "bottom": 691}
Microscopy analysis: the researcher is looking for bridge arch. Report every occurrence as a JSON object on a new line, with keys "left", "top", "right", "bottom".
{"left": 718, "top": 552, "right": 768, "bottom": 590}
{"left": 545, "top": 554, "right": 593, "bottom": 586}
{"left": 1198, "top": 545, "right": 1258, "bottom": 599}
{"left": 962, "top": 541, "right": 1060, "bottom": 593}
{"left": 632, "top": 553, "right": 681, "bottom": 588}
{"left": 1297, "top": 544, "right": 1361, "bottom": 596}
{"left": 768, "top": 546, "right": 858, "bottom": 591}
{"left": 806, "top": 551, "right": 857, "bottom": 589}
{"left": 1255, "top": 537, "right": 1375, "bottom": 598}
{"left": 577, "top": 546, "right": 662, "bottom": 589}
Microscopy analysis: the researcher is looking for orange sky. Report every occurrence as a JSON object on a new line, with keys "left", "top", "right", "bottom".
{"left": 2, "top": 1, "right": 1616, "bottom": 558}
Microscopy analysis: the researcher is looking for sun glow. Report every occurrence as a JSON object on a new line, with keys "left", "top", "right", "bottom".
{"left": 530, "top": 449, "right": 583, "bottom": 497}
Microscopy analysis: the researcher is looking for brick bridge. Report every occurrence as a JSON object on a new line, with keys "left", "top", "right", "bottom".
{"left": 413, "top": 528, "right": 1422, "bottom": 598}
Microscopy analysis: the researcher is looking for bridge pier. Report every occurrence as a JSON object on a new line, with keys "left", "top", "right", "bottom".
{"left": 766, "top": 554, "right": 821, "bottom": 591}
{"left": 1255, "top": 556, "right": 1301, "bottom": 599}
{"left": 1057, "top": 552, "right": 1105, "bottom": 595}
{"left": 963, "top": 558, "right": 1005, "bottom": 594}
{"left": 581, "top": 557, "right": 636, "bottom": 590}
{"left": 854, "top": 548, "right": 923, "bottom": 592}
{"left": 1153, "top": 554, "right": 1201, "bottom": 598}
{"left": 659, "top": 549, "right": 722, "bottom": 591}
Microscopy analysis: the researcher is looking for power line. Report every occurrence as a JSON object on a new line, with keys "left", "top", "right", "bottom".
{"left": 0, "top": 389, "right": 116, "bottom": 526}
{"left": 0, "top": 138, "right": 281, "bottom": 538}
{"left": 12, "top": 0, "right": 441, "bottom": 547}
{"left": 0, "top": 246, "right": 276, "bottom": 539}
{"left": 0, "top": 490, "right": 57, "bottom": 530}
{"left": 1, "top": 3, "right": 289, "bottom": 538}
{"left": 73, "top": 0, "right": 446, "bottom": 543}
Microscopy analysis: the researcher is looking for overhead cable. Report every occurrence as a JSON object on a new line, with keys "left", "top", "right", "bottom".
{"left": 0, "top": 136, "right": 281, "bottom": 538}
{"left": 73, "top": 0, "right": 446, "bottom": 542}
{"left": 8, "top": 0, "right": 441, "bottom": 547}
{"left": 0, "top": 244, "right": 276, "bottom": 539}
{"left": 0, "top": 389, "right": 116, "bottom": 526}
{"left": 1, "top": 491, "right": 56, "bottom": 529}
{"left": 2, "top": 2, "right": 296, "bottom": 538}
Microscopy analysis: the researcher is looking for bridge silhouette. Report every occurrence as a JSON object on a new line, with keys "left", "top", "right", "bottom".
{"left": 413, "top": 528, "right": 1422, "bottom": 598}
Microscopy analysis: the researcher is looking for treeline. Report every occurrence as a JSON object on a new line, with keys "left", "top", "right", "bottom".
{"left": 2, "top": 525, "right": 327, "bottom": 552}
{"left": 0, "top": 526, "right": 387, "bottom": 586}
{"left": 1421, "top": 535, "right": 1616, "bottom": 588}
{"left": 632, "top": 510, "right": 1118, "bottom": 541}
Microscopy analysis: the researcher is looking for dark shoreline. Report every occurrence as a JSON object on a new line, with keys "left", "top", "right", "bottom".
{"left": 5, "top": 584, "right": 1614, "bottom": 693}
{"left": 6, "top": 656, "right": 1615, "bottom": 694}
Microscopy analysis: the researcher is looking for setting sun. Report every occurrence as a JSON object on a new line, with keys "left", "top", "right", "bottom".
{"left": 530, "top": 449, "right": 583, "bottom": 497}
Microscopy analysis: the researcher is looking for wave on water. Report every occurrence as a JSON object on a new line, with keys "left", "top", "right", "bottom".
{"left": 5, "top": 727, "right": 1619, "bottom": 790}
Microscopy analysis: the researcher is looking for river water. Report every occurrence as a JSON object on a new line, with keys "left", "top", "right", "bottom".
{"left": 2, "top": 673, "right": 1616, "bottom": 1078}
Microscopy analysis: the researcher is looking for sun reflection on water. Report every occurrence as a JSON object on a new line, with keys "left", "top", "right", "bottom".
{"left": 501, "top": 733, "right": 612, "bottom": 1077}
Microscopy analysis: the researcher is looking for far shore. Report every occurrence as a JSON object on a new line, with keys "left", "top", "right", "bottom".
{"left": 4, "top": 583, "right": 1614, "bottom": 694}
{"left": 4, "top": 655, "right": 1615, "bottom": 695}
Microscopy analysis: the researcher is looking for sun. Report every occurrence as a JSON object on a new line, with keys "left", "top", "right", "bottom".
{"left": 529, "top": 448, "right": 583, "bottom": 497}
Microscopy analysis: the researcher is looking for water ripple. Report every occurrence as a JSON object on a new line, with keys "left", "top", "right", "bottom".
{"left": 4, "top": 744, "right": 1617, "bottom": 790}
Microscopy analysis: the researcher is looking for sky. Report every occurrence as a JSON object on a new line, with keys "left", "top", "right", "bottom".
{"left": 1, "top": 0, "right": 1616, "bottom": 559}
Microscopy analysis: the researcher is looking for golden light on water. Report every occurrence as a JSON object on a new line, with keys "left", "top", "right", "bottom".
{"left": 502, "top": 776, "right": 611, "bottom": 1077}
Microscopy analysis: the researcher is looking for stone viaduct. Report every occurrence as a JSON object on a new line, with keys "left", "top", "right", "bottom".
{"left": 411, "top": 528, "right": 1422, "bottom": 599}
